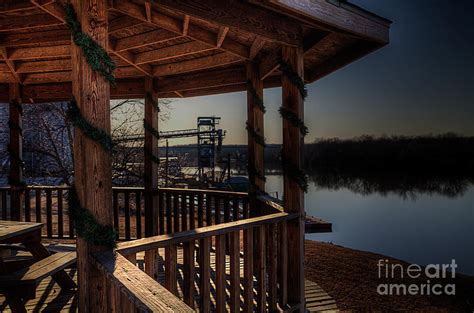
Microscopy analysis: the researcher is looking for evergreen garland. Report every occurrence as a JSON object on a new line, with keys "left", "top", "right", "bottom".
{"left": 246, "top": 80, "right": 265, "bottom": 113}
{"left": 279, "top": 107, "right": 308, "bottom": 137}
{"left": 67, "top": 185, "right": 117, "bottom": 248}
{"left": 65, "top": 3, "right": 116, "bottom": 84}
{"left": 143, "top": 120, "right": 160, "bottom": 140}
{"left": 144, "top": 147, "right": 160, "bottom": 165}
{"left": 281, "top": 154, "right": 308, "bottom": 192}
{"left": 67, "top": 97, "right": 115, "bottom": 152}
{"left": 64, "top": 3, "right": 118, "bottom": 248}
{"left": 279, "top": 58, "right": 307, "bottom": 100}
{"left": 246, "top": 122, "right": 266, "bottom": 147}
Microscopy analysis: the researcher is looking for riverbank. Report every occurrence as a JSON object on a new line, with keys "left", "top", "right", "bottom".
{"left": 305, "top": 240, "right": 474, "bottom": 312}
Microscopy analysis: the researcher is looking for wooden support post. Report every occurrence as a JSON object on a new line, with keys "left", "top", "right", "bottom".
{"left": 8, "top": 83, "right": 23, "bottom": 221}
{"left": 246, "top": 62, "right": 265, "bottom": 197}
{"left": 281, "top": 46, "right": 305, "bottom": 311}
{"left": 71, "top": 1, "right": 112, "bottom": 312}
{"left": 144, "top": 77, "right": 160, "bottom": 280}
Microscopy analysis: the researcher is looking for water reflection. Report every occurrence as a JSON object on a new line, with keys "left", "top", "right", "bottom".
{"left": 307, "top": 170, "right": 473, "bottom": 199}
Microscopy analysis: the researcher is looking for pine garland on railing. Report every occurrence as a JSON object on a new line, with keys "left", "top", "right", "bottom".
{"left": 65, "top": 3, "right": 117, "bottom": 248}
{"left": 281, "top": 155, "right": 308, "bottom": 192}
{"left": 279, "top": 58, "right": 307, "bottom": 100}
{"left": 278, "top": 107, "right": 308, "bottom": 137}
{"left": 65, "top": 3, "right": 116, "bottom": 84}
{"left": 246, "top": 122, "right": 266, "bottom": 147}
{"left": 67, "top": 185, "right": 117, "bottom": 247}
{"left": 67, "top": 97, "right": 115, "bottom": 152}
{"left": 246, "top": 80, "right": 265, "bottom": 113}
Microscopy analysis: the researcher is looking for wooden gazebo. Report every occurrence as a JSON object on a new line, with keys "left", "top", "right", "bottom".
{"left": 0, "top": 0, "right": 390, "bottom": 312}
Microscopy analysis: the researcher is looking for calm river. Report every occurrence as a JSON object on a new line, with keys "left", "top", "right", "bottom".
{"left": 265, "top": 175, "right": 474, "bottom": 276}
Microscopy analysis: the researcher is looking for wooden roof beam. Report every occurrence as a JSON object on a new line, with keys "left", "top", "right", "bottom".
{"left": 109, "top": 48, "right": 153, "bottom": 77}
{"left": 153, "top": 0, "right": 302, "bottom": 46}
{"left": 135, "top": 41, "right": 215, "bottom": 65}
{"left": 30, "top": 0, "right": 65, "bottom": 23}
{"left": 153, "top": 52, "right": 242, "bottom": 77}
{"left": 109, "top": 0, "right": 249, "bottom": 59}
{"left": 0, "top": 1, "right": 53, "bottom": 13}
{"left": 249, "top": 36, "right": 266, "bottom": 60}
{"left": 216, "top": 27, "right": 229, "bottom": 48}
{"left": 0, "top": 13, "right": 63, "bottom": 32}
{"left": 0, "top": 29, "right": 71, "bottom": 48}
{"left": 109, "top": 16, "right": 144, "bottom": 34}
{"left": 114, "top": 29, "right": 180, "bottom": 52}
{"left": 259, "top": 31, "right": 329, "bottom": 80}
{"left": 0, "top": 48, "right": 21, "bottom": 83}
{"left": 182, "top": 15, "right": 190, "bottom": 36}
{"left": 8, "top": 45, "right": 70, "bottom": 61}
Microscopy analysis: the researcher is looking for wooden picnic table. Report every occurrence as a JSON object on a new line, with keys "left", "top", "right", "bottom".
{"left": 0, "top": 220, "right": 76, "bottom": 312}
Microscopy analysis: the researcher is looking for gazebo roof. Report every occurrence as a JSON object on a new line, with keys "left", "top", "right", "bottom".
{"left": 0, "top": 0, "right": 390, "bottom": 103}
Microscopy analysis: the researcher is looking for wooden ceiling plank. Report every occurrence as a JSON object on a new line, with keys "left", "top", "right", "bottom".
{"left": 30, "top": 0, "right": 66, "bottom": 23}
{"left": 16, "top": 59, "right": 71, "bottom": 74}
{"left": 110, "top": 0, "right": 249, "bottom": 59}
{"left": 135, "top": 41, "right": 215, "bottom": 66}
{"left": 144, "top": 0, "right": 152, "bottom": 22}
{"left": 114, "top": 29, "right": 180, "bottom": 52}
{"left": 0, "top": 29, "right": 71, "bottom": 48}
{"left": 8, "top": 45, "right": 70, "bottom": 61}
{"left": 22, "top": 71, "right": 70, "bottom": 84}
{"left": 109, "top": 16, "right": 144, "bottom": 34}
{"left": 0, "top": 13, "right": 63, "bottom": 32}
{"left": 153, "top": 52, "right": 242, "bottom": 77}
{"left": 153, "top": 0, "right": 302, "bottom": 46}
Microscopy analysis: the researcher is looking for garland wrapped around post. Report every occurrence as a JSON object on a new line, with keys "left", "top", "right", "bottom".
{"left": 279, "top": 56, "right": 309, "bottom": 192}
{"left": 65, "top": 3, "right": 117, "bottom": 248}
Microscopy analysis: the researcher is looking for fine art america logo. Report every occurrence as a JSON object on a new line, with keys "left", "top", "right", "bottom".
{"left": 377, "top": 259, "right": 457, "bottom": 296}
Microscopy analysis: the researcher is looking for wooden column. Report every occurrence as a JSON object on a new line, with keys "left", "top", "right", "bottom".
{"left": 281, "top": 46, "right": 305, "bottom": 310}
{"left": 8, "top": 83, "right": 23, "bottom": 221}
{"left": 71, "top": 1, "right": 112, "bottom": 312}
{"left": 246, "top": 62, "right": 265, "bottom": 194}
{"left": 144, "top": 77, "right": 160, "bottom": 279}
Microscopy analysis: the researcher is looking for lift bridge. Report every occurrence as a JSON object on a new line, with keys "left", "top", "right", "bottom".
{"left": 116, "top": 117, "right": 225, "bottom": 180}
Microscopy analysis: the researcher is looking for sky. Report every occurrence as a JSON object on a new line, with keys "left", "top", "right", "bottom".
{"left": 158, "top": 0, "right": 474, "bottom": 145}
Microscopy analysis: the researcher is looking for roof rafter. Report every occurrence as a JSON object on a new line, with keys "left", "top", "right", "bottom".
{"left": 0, "top": 47, "right": 21, "bottom": 83}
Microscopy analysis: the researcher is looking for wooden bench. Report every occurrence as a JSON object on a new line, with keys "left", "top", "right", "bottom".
{"left": 0, "top": 252, "right": 77, "bottom": 312}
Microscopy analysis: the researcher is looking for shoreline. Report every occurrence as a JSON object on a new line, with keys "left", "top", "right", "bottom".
{"left": 305, "top": 240, "right": 474, "bottom": 312}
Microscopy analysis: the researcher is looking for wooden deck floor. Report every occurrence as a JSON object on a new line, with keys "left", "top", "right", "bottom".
{"left": 0, "top": 246, "right": 337, "bottom": 312}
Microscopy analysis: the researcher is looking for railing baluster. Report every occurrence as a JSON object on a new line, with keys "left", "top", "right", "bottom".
{"left": 159, "top": 190, "right": 165, "bottom": 235}
{"left": 205, "top": 193, "right": 212, "bottom": 226}
{"left": 229, "top": 231, "right": 240, "bottom": 313}
{"left": 256, "top": 225, "right": 266, "bottom": 312}
{"left": 173, "top": 193, "right": 179, "bottom": 233}
{"left": 35, "top": 189, "right": 41, "bottom": 223}
{"left": 189, "top": 193, "right": 195, "bottom": 230}
{"left": 68, "top": 189, "right": 74, "bottom": 239}
{"left": 268, "top": 223, "right": 278, "bottom": 310}
{"left": 113, "top": 189, "right": 119, "bottom": 239}
{"left": 243, "top": 227, "right": 254, "bottom": 312}
{"left": 199, "top": 237, "right": 211, "bottom": 312}
{"left": 24, "top": 188, "right": 31, "bottom": 222}
{"left": 124, "top": 191, "right": 131, "bottom": 241}
{"left": 166, "top": 192, "right": 172, "bottom": 234}
{"left": 165, "top": 244, "right": 177, "bottom": 295}
{"left": 197, "top": 193, "right": 204, "bottom": 228}
{"left": 215, "top": 234, "right": 226, "bottom": 313}
{"left": 46, "top": 189, "right": 52, "bottom": 238}
{"left": 57, "top": 189, "right": 63, "bottom": 238}
{"left": 135, "top": 191, "right": 142, "bottom": 239}
{"left": 183, "top": 240, "right": 195, "bottom": 308}
{"left": 279, "top": 221, "right": 288, "bottom": 307}
{"left": 1, "top": 190, "right": 7, "bottom": 220}
{"left": 181, "top": 193, "right": 188, "bottom": 231}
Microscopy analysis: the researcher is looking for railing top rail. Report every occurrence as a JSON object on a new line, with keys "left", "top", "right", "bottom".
{"left": 256, "top": 194, "right": 284, "bottom": 212}
{"left": 117, "top": 212, "right": 298, "bottom": 255}
{"left": 93, "top": 251, "right": 193, "bottom": 312}
{"left": 156, "top": 187, "right": 248, "bottom": 197}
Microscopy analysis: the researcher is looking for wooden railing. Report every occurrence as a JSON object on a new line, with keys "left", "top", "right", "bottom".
{"left": 0, "top": 186, "right": 249, "bottom": 240}
{"left": 111, "top": 211, "right": 298, "bottom": 312}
